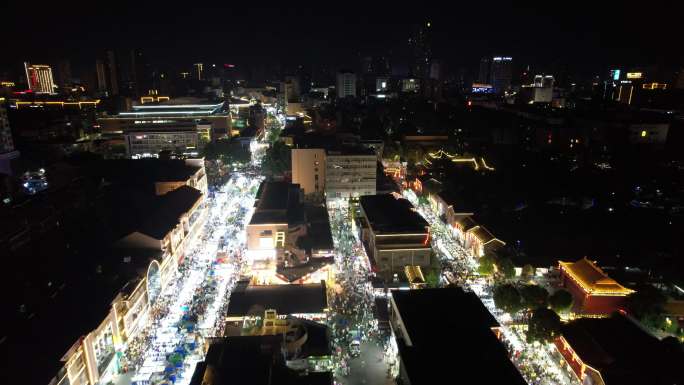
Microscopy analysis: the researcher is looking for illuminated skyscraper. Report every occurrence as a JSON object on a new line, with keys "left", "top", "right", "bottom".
{"left": 194, "top": 63, "right": 204, "bottom": 81}
{"left": 24, "top": 62, "right": 55, "bottom": 93}
{"left": 490, "top": 56, "right": 513, "bottom": 94}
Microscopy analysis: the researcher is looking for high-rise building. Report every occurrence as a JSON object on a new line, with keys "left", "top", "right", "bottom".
{"left": 24, "top": 62, "right": 55, "bottom": 93}
{"left": 409, "top": 21, "right": 432, "bottom": 79}
{"left": 0, "top": 104, "right": 20, "bottom": 175}
{"left": 106, "top": 50, "right": 119, "bottom": 96}
{"left": 56, "top": 59, "right": 72, "bottom": 89}
{"left": 490, "top": 56, "right": 513, "bottom": 94}
{"left": 478, "top": 57, "right": 491, "bottom": 83}
{"left": 96, "top": 59, "right": 108, "bottom": 94}
{"left": 194, "top": 63, "right": 204, "bottom": 81}
{"left": 336, "top": 71, "right": 356, "bottom": 98}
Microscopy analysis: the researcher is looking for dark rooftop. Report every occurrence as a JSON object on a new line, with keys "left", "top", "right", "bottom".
{"left": 561, "top": 313, "right": 684, "bottom": 385}
{"left": 391, "top": 288, "right": 527, "bottom": 385}
{"left": 250, "top": 181, "right": 304, "bottom": 225}
{"left": 138, "top": 185, "right": 203, "bottom": 239}
{"left": 190, "top": 335, "right": 333, "bottom": 385}
{"left": 359, "top": 194, "right": 429, "bottom": 234}
{"left": 226, "top": 281, "right": 328, "bottom": 317}
{"left": 94, "top": 158, "right": 202, "bottom": 186}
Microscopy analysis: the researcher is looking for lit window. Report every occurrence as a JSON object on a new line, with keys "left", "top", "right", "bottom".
{"left": 640, "top": 130, "right": 647, "bottom": 137}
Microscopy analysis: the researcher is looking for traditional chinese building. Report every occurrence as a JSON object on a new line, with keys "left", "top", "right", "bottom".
{"left": 558, "top": 258, "right": 634, "bottom": 315}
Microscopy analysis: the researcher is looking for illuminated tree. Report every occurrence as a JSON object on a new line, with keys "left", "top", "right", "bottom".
{"left": 520, "top": 264, "right": 536, "bottom": 281}
{"left": 477, "top": 254, "right": 496, "bottom": 276}
{"left": 626, "top": 284, "right": 666, "bottom": 329}
{"left": 496, "top": 257, "right": 516, "bottom": 280}
{"left": 548, "top": 289, "right": 574, "bottom": 314}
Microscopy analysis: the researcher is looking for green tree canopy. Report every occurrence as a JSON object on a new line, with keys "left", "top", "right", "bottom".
{"left": 626, "top": 285, "right": 667, "bottom": 328}
{"left": 519, "top": 284, "right": 549, "bottom": 311}
{"left": 496, "top": 257, "right": 516, "bottom": 280}
{"left": 548, "top": 289, "right": 574, "bottom": 314}
{"left": 493, "top": 284, "right": 522, "bottom": 315}
{"left": 478, "top": 254, "right": 496, "bottom": 276}
{"left": 262, "top": 141, "right": 291, "bottom": 176}
{"left": 520, "top": 264, "right": 536, "bottom": 281}
{"left": 424, "top": 269, "right": 440, "bottom": 288}
{"left": 527, "top": 307, "right": 562, "bottom": 343}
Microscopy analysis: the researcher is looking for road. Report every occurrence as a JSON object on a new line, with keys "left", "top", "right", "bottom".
{"left": 401, "top": 189, "right": 579, "bottom": 385}
{"left": 107, "top": 174, "right": 261, "bottom": 385}
{"left": 327, "top": 202, "right": 393, "bottom": 385}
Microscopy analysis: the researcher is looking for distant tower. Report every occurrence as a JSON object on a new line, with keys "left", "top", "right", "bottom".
{"left": 24, "top": 62, "right": 55, "bottom": 93}
{"left": 106, "top": 50, "right": 119, "bottom": 95}
{"left": 478, "top": 57, "right": 491, "bottom": 83}
{"left": 409, "top": 21, "right": 432, "bottom": 79}
{"left": 490, "top": 56, "right": 513, "bottom": 94}
{"left": 194, "top": 63, "right": 204, "bottom": 81}
{"left": 336, "top": 71, "right": 357, "bottom": 98}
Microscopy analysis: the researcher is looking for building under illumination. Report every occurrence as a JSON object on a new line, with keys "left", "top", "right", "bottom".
{"left": 490, "top": 56, "right": 513, "bottom": 94}
{"left": 99, "top": 100, "right": 232, "bottom": 156}
{"left": 24, "top": 62, "right": 55, "bottom": 93}
{"left": 246, "top": 181, "right": 334, "bottom": 284}
{"left": 559, "top": 258, "right": 635, "bottom": 315}
{"left": 358, "top": 193, "right": 432, "bottom": 273}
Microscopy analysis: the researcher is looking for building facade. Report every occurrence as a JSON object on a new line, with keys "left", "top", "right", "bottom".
{"left": 336, "top": 71, "right": 356, "bottom": 98}
{"left": 325, "top": 149, "right": 376, "bottom": 199}
{"left": 559, "top": 258, "right": 634, "bottom": 315}
{"left": 291, "top": 148, "right": 326, "bottom": 195}
{"left": 358, "top": 194, "right": 431, "bottom": 273}
{"left": 24, "top": 62, "right": 55, "bottom": 93}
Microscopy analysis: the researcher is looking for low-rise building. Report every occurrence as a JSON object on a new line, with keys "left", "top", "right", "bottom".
{"left": 558, "top": 258, "right": 635, "bottom": 315}
{"left": 358, "top": 193, "right": 431, "bottom": 273}
{"left": 190, "top": 320, "right": 333, "bottom": 385}
{"left": 246, "top": 181, "right": 334, "bottom": 284}
{"left": 389, "top": 288, "right": 527, "bottom": 385}
{"left": 225, "top": 280, "right": 329, "bottom": 328}
{"left": 555, "top": 313, "right": 683, "bottom": 385}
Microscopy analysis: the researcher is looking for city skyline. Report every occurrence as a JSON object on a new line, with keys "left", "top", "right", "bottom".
{"left": 1, "top": 3, "right": 681, "bottom": 77}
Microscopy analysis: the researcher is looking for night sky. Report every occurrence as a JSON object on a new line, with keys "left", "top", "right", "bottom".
{"left": 1, "top": 2, "right": 681, "bottom": 77}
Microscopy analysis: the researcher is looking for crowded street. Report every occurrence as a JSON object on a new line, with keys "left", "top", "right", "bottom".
{"left": 106, "top": 174, "right": 261, "bottom": 385}
{"left": 401, "top": 189, "right": 579, "bottom": 385}
{"left": 327, "top": 202, "right": 394, "bottom": 385}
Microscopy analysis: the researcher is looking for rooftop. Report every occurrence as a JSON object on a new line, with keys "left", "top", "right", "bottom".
{"left": 359, "top": 194, "right": 429, "bottom": 234}
{"left": 250, "top": 181, "right": 304, "bottom": 225}
{"left": 138, "top": 185, "right": 203, "bottom": 239}
{"left": 559, "top": 258, "right": 634, "bottom": 296}
{"left": 560, "top": 313, "right": 683, "bottom": 385}
{"left": 391, "top": 288, "right": 527, "bottom": 385}
{"left": 190, "top": 335, "right": 333, "bottom": 385}
{"left": 226, "top": 281, "right": 328, "bottom": 317}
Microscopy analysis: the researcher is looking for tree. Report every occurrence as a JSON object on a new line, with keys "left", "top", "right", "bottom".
{"left": 424, "top": 269, "right": 440, "bottom": 288}
{"left": 478, "top": 254, "right": 496, "bottom": 276}
{"left": 496, "top": 257, "right": 516, "bottom": 280}
{"left": 548, "top": 289, "right": 574, "bottom": 314}
{"left": 520, "top": 264, "right": 536, "bottom": 281}
{"left": 527, "top": 307, "right": 561, "bottom": 343}
{"left": 519, "top": 284, "right": 549, "bottom": 311}
{"left": 625, "top": 285, "right": 667, "bottom": 329}
{"left": 493, "top": 284, "right": 522, "bottom": 315}
{"left": 262, "top": 141, "right": 291, "bottom": 176}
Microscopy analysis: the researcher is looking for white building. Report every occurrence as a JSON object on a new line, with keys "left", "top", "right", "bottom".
{"left": 336, "top": 71, "right": 356, "bottom": 98}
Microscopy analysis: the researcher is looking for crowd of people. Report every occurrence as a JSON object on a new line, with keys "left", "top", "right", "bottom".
{"left": 110, "top": 174, "right": 257, "bottom": 385}
{"left": 327, "top": 204, "right": 391, "bottom": 381}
